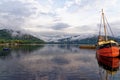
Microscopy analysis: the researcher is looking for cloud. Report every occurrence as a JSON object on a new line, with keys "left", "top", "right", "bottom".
{"left": 0, "top": 0, "right": 36, "bottom": 30}
{"left": 52, "top": 23, "right": 70, "bottom": 30}
{"left": 106, "top": 21, "right": 120, "bottom": 36}
{"left": 0, "top": 0, "right": 120, "bottom": 39}
{"left": 0, "top": 0, "right": 34, "bottom": 17}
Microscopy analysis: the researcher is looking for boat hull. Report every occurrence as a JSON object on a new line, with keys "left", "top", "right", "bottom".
{"left": 97, "top": 46, "right": 119, "bottom": 57}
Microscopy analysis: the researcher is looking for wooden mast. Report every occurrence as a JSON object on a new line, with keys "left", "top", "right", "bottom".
{"left": 102, "top": 9, "right": 107, "bottom": 41}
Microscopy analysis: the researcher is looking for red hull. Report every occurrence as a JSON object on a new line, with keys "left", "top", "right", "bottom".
{"left": 97, "top": 46, "right": 119, "bottom": 57}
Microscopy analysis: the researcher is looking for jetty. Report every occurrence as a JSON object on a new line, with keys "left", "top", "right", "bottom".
{"left": 79, "top": 45, "right": 96, "bottom": 49}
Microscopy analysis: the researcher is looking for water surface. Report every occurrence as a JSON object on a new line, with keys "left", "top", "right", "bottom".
{"left": 0, "top": 44, "right": 120, "bottom": 80}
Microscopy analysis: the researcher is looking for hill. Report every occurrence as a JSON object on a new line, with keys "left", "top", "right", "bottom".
{"left": 0, "top": 29, "right": 45, "bottom": 44}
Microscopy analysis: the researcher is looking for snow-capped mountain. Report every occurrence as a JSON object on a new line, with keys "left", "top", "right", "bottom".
{"left": 40, "top": 33, "right": 120, "bottom": 44}
{"left": 39, "top": 33, "right": 97, "bottom": 43}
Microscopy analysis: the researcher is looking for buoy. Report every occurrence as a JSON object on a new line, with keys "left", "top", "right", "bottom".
{"left": 3, "top": 48, "right": 10, "bottom": 51}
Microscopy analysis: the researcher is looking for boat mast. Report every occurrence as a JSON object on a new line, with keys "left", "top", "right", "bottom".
{"left": 102, "top": 9, "right": 107, "bottom": 41}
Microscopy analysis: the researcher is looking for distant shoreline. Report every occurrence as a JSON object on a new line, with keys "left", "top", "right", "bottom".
{"left": 0, "top": 43, "right": 45, "bottom": 46}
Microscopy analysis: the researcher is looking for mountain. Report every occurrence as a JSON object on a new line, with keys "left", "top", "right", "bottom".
{"left": 41, "top": 34, "right": 94, "bottom": 42}
{"left": 46, "top": 34, "right": 95, "bottom": 44}
{"left": 0, "top": 29, "right": 44, "bottom": 44}
{"left": 48, "top": 35, "right": 120, "bottom": 44}
{"left": 1, "top": 29, "right": 119, "bottom": 45}
{"left": 48, "top": 36, "right": 97, "bottom": 44}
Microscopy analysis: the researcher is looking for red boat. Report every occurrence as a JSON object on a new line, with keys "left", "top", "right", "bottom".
{"left": 96, "top": 40, "right": 119, "bottom": 57}
{"left": 96, "top": 9, "right": 119, "bottom": 57}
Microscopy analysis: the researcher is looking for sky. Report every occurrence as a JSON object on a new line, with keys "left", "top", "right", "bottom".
{"left": 0, "top": 0, "right": 120, "bottom": 39}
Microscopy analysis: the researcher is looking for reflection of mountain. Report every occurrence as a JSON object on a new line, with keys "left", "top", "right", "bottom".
{"left": 96, "top": 54, "right": 119, "bottom": 80}
{"left": 57, "top": 44, "right": 79, "bottom": 51}
{"left": 11, "top": 45, "right": 44, "bottom": 52}
{"left": 0, "top": 45, "right": 44, "bottom": 59}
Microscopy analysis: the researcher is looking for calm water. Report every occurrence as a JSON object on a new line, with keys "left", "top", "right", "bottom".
{"left": 0, "top": 44, "right": 120, "bottom": 80}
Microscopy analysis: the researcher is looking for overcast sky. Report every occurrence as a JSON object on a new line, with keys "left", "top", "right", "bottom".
{"left": 0, "top": 0, "right": 120, "bottom": 37}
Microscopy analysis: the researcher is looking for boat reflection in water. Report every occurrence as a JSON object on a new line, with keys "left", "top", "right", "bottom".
{"left": 96, "top": 54, "right": 119, "bottom": 80}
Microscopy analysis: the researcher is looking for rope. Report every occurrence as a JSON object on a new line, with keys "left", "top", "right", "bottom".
{"left": 105, "top": 16, "right": 115, "bottom": 38}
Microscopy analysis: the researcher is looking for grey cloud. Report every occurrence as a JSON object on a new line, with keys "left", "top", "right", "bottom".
{"left": 66, "top": 0, "right": 98, "bottom": 13}
{"left": 78, "top": 25, "right": 98, "bottom": 32}
{"left": 52, "top": 23, "right": 70, "bottom": 30}
{"left": 66, "top": 25, "right": 98, "bottom": 35}
{"left": 0, "top": 13, "right": 25, "bottom": 30}
{"left": 97, "top": 21, "right": 120, "bottom": 36}
{"left": 35, "top": 23, "right": 70, "bottom": 31}
{"left": 0, "top": 0, "right": 36, "bottom": 30}
{"left": 107, "top": 22, "right": 120, "bottom": 36}
{"left": 80, "top": 0, "right": 96, "bottom": 6}
{"left": 40, "top": 12, "right": 56, "bottom": 17}
{"left": 78, "top": 0, "right": 98, "bottom": 8}
{"left": 0, "top": 0, "right": 34, "bottom": 17}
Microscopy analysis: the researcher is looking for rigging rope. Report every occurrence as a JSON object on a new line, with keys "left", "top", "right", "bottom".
{"left": 99, "top": 13, "right": 115, "bottom": 40}
{"left": 105, "top": 16, "right": 115, "bottom": 38}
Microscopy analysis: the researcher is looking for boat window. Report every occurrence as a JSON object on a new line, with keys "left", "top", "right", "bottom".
{"left": 111, "top": 43, "right": 117, "bottom": 46}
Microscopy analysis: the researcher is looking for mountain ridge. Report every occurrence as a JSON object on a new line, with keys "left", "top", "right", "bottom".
{"left": 48, "top": 35, "right": 120, "bottom": 44}
{"left": 0, "top": 29, "right": 45, "bottom": 44}
{"left": 0, "top": 29, "right": 119, "bottom": 44}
